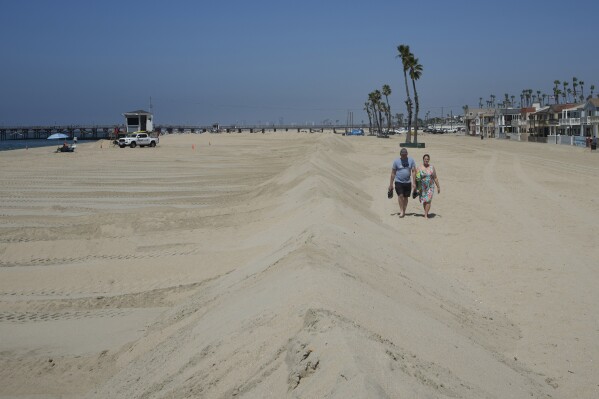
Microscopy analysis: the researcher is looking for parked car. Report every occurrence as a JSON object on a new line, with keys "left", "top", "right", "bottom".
{"left": 345, "top": 128, "right": 365, "bottom": 136}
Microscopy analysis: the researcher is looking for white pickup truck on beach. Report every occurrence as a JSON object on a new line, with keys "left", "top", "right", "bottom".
{"left": 118, "top": 132, "right": 159, "bottom": 148}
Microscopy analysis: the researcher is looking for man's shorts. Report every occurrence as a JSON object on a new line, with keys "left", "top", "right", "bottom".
{"left": 394, "top": 182, "right": 412, "bottom": 197}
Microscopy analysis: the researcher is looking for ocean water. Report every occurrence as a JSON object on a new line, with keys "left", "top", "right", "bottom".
{"left": 0, "top": 139, "right": 97, "bottom": 151}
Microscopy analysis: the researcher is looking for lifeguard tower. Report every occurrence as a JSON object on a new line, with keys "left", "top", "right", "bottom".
{"left": 123, "top": 110, "right": 153, "bottom": 133}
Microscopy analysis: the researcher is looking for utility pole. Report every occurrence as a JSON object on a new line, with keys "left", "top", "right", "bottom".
{"left": 441, "top": 107, "right": 443, "bottom": 129}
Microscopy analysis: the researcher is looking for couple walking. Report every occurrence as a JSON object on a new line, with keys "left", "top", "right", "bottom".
{"left": 388, "top": 148, "right": 440, "bottom": 219}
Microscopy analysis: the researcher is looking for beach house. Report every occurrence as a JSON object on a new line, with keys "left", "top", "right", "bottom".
{"left": 528, "top": 104, "right": 574, "bottom": 139}
{"left": 582, "top": 98, "right": 599, "bottom": 138}
{"left": 557, "top": 103, "right": 584, "bottom": 136}
{"left": 496, "top": 108, "right": 521, "bottom": 138}
{"left": 464, "top": 108, "right": 496, "bottom": 137}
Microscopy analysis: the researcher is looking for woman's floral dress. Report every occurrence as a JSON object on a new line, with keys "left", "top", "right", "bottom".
{"left": 416, "top": 166, "right": 436, "bottom": 204}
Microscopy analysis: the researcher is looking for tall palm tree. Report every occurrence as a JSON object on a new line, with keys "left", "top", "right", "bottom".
{"left": 379, "top": 102, "right": 388, "bottom": 134}
{"left": 397, "top": 44, "right": 413, "bottom": 143}
{"left": 590, "top": 85, "right": 595, "bottom": 98}
{"left": 396, "top": 113, "right": 405, "bottom": 128}
{"left": 553, "top": 80, "right": 561, "bottom": 104}
{"left": 364, "top": 101, "right": 373, "bottom": 133}
{"left": 479, "top": 97, "right": 483, "bottom": 108}
{"left": 556, "top": 89, "right": 562, "bottom": 104}
{"left": 572, "top": 77, "right": 578, "bottom": 101}
{"left": 511, "top": 95, "right": 516, "bottom": 108}
{"left": 382, "top": 84, "right": 392, "bottom": 132}
{"left": 372, "top": 90, "right": 384, "bottom": 133}
{"left": 563, "top": 81, "right": 569, "bottom": 103}
{"left": 368, "top": 92, "right": 379, "bottom": 134}
{"left": 580, "top": 81, "right": 585, "bottom": 99}
{"left": 407, "top": 54, "right": 423, "bottom": 143}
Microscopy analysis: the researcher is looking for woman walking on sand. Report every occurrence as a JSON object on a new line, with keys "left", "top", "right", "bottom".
{"left": 416, "top": 154, "right": 440, "bottom": 219}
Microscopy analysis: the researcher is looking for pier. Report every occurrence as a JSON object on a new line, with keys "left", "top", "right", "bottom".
{"left": 0, "top": 124, "right": 369, "bottom": 141}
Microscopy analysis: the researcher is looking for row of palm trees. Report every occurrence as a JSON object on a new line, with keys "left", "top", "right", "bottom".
{"left": 364, "top": 86, "right": 391, "bottom": 135}
{"left": 397, "top": 45, "right": 422, "bottom": 143}
{"left": 364, "top": 44, "right": 423, "bottom": 143}
{"left": 478, "top": 77, "right": 596, "bottom": 109}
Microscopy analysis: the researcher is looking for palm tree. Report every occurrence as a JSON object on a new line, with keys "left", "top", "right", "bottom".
{"left": 542, "top": 93, "right": 547, "bottom": 106}
{"left": 479, "top": 97, "right": 483, "bottom": 108}
{"left": 556, "top": 89, "right": 562, "bottom": 104}
{"left": 364, "top": 101, "right": 373, "bottom": 133}
{"left": 407, "top": 54, "right": 423, "bottom": 143}
{"left": 382, "top": 84, "right": 392, "bottom": 132}
{"left": 590, "top": 85, "right": 595, "bottom": 98}
{"left": 373, "top": 90, "right": 384, "bottom": 133}
{"left": 395, "top": 113, "right": 405, "bottom": 128}
{"left": 367, "top": 92, "right": 379, "bottom": 134}
{"left": 397, "top": 44, "right": 414, "bottom": 143}
{"left": 572, "top": 77, "right": 578, "bottom": 101}
{"left": 379, "top": 102, "right": 388, "bottom": 134}
{"left": 524, "top": 90, "right": 531, "bottom": 107}
{"left": 580, "top": 81, "right": 585, "bottom": 99}
{"left": 567, "top": 88, "right": 572, "bottom": 103}
{"left": 563, "top": 81, "right": 569, "bottom": 103}
{"left": 511, "top": 95, "right": 516, "bottom": 108}
{"left": 553, "top": 80, "right": 561, "bottom": 104}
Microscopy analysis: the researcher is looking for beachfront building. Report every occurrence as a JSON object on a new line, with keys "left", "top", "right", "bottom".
{"left": 519, "top": 107, "right": 536, "bottom": 134}
{"left": 557, "top": 103, "right": 584, "bottom": 136}
{"left": 529, "top": 104, "right": 574, "bottom": 137}
{"left": 496, "top": 108, "right": 521, "bottom": 138}
{"left": 464, "top": 99, "right": 599, "bottom": 145}
{"left": 123, "top": 110, "right": 154, "bottom": 133}
{"left": 464, "top": 108, "right": 496, "bottom": 137}
{"left": 582, "top": 98, "right": 599, "bottom": 138}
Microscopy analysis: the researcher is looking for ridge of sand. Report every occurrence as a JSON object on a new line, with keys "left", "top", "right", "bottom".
{"left": 1, "top": 133, "right": 597, "bottom": 398}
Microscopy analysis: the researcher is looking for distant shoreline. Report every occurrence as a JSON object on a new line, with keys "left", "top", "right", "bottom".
{"left": 0, "top": 138, "right": 98, "bottom": 152}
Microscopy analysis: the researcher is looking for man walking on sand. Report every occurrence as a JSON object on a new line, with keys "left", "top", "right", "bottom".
{"left": 389, "top": 147, "right": 416, "bottom": 218}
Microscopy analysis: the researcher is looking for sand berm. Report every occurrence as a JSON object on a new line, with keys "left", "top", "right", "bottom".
{"left": 1, "top": 132, "right": 598, "bottom": 398}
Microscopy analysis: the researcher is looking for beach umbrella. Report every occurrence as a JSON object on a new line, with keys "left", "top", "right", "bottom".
{"left": 47, "top": 133, "right": 69, "bottom": 140}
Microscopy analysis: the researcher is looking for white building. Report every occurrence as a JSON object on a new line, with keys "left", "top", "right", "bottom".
{"left": 123, "top": 110, "right": 154, "bottom": 133}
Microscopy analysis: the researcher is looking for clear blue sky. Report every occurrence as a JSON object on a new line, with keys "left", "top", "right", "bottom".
{"left": 2, "top": 0, "right": 598, "bottom": 126}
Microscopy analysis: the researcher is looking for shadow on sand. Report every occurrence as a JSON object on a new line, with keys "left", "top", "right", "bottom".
{"left": 390, "top": 212, "right": 439, "bottom": 219}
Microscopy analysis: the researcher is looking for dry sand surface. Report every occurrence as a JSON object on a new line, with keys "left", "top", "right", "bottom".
{"left": 0, "top": 132, "right": 598, "bottom": 398}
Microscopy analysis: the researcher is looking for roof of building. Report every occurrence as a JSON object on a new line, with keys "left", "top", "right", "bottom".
{"left": 124, "top": 109, "right": 152, "bottom": 115}
{"left": 587, "top": 98, "right": 599, "bottom": 107}
{"left": 498, "top": 108, "right": 521, "bottom": 115}
{"left": 528, "top": 103, "right": 581, "bottom": 116}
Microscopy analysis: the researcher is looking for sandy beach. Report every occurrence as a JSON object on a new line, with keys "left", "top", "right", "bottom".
{"left": 0, "top": 132, "right": 598, "bottom": 398}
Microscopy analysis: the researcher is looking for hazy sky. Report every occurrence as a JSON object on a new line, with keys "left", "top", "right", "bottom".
{"left": 2, "top": 0, "right": 598, "bottom": 126}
